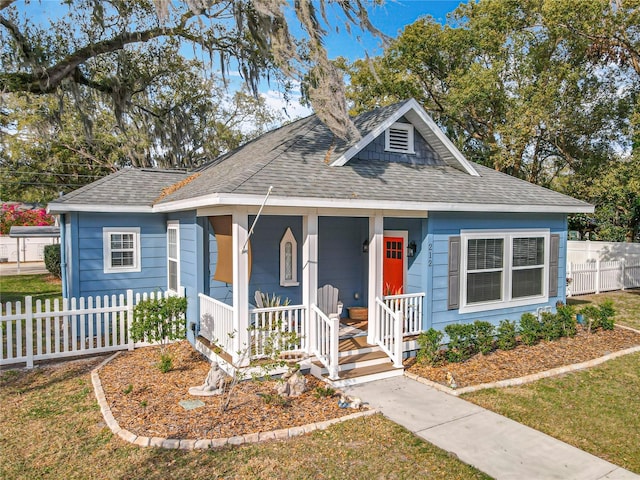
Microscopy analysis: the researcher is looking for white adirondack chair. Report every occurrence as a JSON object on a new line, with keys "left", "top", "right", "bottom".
{"left": 317, "top": 284, "right": 343, "bottom": 319}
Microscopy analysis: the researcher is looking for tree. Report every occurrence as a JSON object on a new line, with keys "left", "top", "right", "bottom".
{"left": 1, "top": 0, "right": 382, "bottom": 141}
{"left": 0, "top": 47, "right": 283, "bottom": 202}
{"left": 345, "top": 0, "right": 631, "bottom": 186}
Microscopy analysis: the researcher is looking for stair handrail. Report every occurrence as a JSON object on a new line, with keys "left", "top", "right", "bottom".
{"left": 310, "top": 303, "right": 340, "bottom": 380}
{"left": 374, "top": 297, "right": 404, "bottom": 368}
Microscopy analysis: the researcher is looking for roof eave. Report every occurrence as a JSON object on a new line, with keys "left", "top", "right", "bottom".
{"left": 154, "top": 192, "right": 594, "bottom": 215}
{"left": 47, "top": 203, "right": 154, "bottom": 214}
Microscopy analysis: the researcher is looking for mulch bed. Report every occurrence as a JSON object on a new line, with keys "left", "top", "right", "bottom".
{"left": 99, "top": 342, "right": 348, "bottom": 440}
{"left": 98, "top": 326, "right": 640, "bottom": 440}
{"left": 405, "top": 325, "right": 640, "bottom": 388}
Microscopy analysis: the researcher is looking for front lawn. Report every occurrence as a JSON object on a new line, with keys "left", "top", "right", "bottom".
{"left": 0, "top": 273, "right": 62, "bottom": 306}
{"left": 463, "top": 350, "right": 640, "bottom": 473}
{"left": 568, "top": 289, "right": 640, "bottom": 330}
{"left": 0, "top": 357, "right": 490, "bottom": 480}
{"left": 462, "top": 290, "right": 640, "bottom": 474}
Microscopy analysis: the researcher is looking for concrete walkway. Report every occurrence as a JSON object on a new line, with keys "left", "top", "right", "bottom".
{"left": 348, "top": 376, "right": 639, "bottom": 480}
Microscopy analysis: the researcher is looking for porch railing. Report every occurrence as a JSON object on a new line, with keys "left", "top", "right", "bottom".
{"left": 309, "top": 304, "right": 339, "bottom": 380}
{"left": 250, "top": 304, "right": 306, "bottom": 360}
{"left": 374, "top": 297, "right": 403, "bottom": 368}
{"left": 198, "top": 294, "right": 234, "bottom": 353}
{"left": 383, "top": 292, "right": 425, "bottom": 336}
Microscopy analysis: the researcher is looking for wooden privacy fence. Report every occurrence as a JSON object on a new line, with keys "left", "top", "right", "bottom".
{"left": 568, "top": 260, "right": 640, "bottom": 296}
{"left": 1, "top": 289, "right": 180, "bottom": 368}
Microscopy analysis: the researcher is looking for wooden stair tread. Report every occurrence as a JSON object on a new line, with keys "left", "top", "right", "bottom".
{"left": 312, "top": 350, "right": 389, "bottom": 368}
{"left": 339, "top": 336, "right": 374, "bottom": 351}
{"left": 334, "top": 362, "right": 401, "bottom": 380}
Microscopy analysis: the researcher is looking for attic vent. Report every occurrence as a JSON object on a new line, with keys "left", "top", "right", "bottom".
{"left": 385, "top": 122, "right": 415, "bottom": 154}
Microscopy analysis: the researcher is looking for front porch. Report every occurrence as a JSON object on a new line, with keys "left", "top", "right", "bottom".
{"left": 196, "top": 291, "right": 425, "bottom": 386}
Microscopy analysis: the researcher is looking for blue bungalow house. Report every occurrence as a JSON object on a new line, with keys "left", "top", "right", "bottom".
{"left": 48, "top": 99, "right": 593, "bottom": 385}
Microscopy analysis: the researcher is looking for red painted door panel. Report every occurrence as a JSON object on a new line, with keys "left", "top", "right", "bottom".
{"left": 383, "top": 236, "right": 404, "bottom": 295}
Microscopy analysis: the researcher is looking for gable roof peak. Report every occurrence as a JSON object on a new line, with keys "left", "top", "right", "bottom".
{"left": 331, "top": 98, "right": 479, "bottom": 177}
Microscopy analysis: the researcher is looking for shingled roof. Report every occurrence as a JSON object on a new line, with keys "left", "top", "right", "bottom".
{"left": 49, "top": 99, "right": 593, "bottom": 214}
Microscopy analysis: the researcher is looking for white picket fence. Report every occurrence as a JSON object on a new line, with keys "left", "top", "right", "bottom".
{"left": 568, "top": 259, "right": 640, "bottom": 296}
{"left": 1, "top": 289, "right": 181, "bottom": 368}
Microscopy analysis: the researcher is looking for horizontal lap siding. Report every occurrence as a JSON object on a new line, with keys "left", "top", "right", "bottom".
{"left": 249, "top": 216, "right": 303, "bottom": 305}
{"left": 428, "top": 212, "right": 567, "bottom": 329}
{"left": 74, "top": 213, "right": 167, "bottom": 299}
{"left": 319, "top": 217, "right": 369, "bottom": 308}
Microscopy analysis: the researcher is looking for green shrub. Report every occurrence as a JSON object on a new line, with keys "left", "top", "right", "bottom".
{"left": 497, "top": 319, "right": 517, "bottom": 350}
{"left": 416, "top": 328, "right": 444, "bottom": 366}
{"left": 473, "top": 321, "right": 495, "bottom": 355}
{"left": 556, "top": 304, "right": 577, "bottom": 337}
{"left": 580, "top": 305, "right": 602, "bottom": 333}
{"left": 130, "top": 295, "right": 187, "bottom": 372}
{"left": 313, "top": 386, "right": 336, "bottom": 398}
{"left": 444, "top": 323, "right": 476, "bottom": 363}
{"left": 581, "top": 301, "right": 616, "bottom": 333}
{"left": 43, "top": 244, "right": 61, "bottom": 278}
{"left": 540, "top": 312, "right": 563, "bottom": 341}
{"left": 599, "top": 300, "right": 616, "bottom": 330}
{"left": 519, "top": 313, "right": 541, "bottom": 346}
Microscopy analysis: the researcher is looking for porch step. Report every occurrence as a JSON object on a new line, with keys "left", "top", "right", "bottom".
{"left": 322, "top": 362, "right": 404, "bottom": 388}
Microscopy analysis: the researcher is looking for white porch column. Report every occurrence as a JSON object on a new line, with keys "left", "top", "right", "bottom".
{"left": 232, "top": 209, "right": 250, "bottom": 366}
{"left": 367, "top": 212, "right": 384, "bottom": 345}
{"left": 303, "top": 213, "right": 318, "bottom": 353}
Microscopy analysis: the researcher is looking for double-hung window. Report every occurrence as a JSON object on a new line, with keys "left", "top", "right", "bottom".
{"left": 460, "top": 230, "right": 549, "bottom": 313}
{"left": 167, "top": 221, "right": 180, "bottom": 293}
{"left": 103, "top": 227, "right": 140, "bottom": 273}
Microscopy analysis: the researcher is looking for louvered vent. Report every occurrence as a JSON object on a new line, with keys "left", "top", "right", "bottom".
{"left": 385, "top": 122, "right": 414, "bottom": 153}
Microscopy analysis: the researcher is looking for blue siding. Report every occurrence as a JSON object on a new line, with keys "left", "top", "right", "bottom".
{"left": 318, "top": 216, "right": 369, "bottom": 310}
{"left": 427, "top": 212, "right": 568, "bottom": 331}
{"left": 69, "top": 212, "right": 168, "bottom": 299}
{"left": 249, "top": 215, "right": 303, "bottom": 305}
{"left": 168, "top": 211, "right": 205, "bottom": 342}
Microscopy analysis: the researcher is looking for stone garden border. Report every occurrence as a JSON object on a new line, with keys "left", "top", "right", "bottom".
{"left": 91, "top": 352, "right": 380, "bottom": 450}
{"left": 405, "top": 325, "right": 640, "bottom": 397}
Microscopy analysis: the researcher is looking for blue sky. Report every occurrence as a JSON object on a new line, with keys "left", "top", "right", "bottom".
{"left": 323, "top": 1, "right": 464, "bottom": 61}
{"left": 16, "top": 1, "right": 467, "bottom": 118}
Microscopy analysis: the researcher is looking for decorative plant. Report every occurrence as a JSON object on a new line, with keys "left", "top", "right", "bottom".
{"left": 473, "top": 321, "right": 495, "bottom": 355}
{"left": 580, "top": 300, "right": 615, "bottom": 333}
{"left": 540, "top": 312, "right": 563, "bottom": 341}
{"left": 416, "top": 328, "right": 444, "bottom": 366}
{"left": 130, "top": 295, "right": 187, "bottom": 372}
{"left": 519, "top": 313, "right": 542, "bottom": 346}
{"left": 44, "top": 244, "right": 61, "bottom": 278}
{"left": 444, "top": 323, "right": 476, "bottom": 363}
{"left": 0, "top": 203, "right": 55, "bottom": 235}
{"left": 496, "top": 320, "right": 517, "bottom": 350}
{"left": 556, "top": 304, "right": 577, "bottom": 337}
{"left": 598, "top": 300, "right": 616, "bottom": 330}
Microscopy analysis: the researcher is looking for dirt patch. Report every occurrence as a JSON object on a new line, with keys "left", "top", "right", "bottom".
{"left": 99, "top": 342, "right": 351, "bottom": 440}
{"left": 406, "top": 325, "right": 640, "bottom": 389}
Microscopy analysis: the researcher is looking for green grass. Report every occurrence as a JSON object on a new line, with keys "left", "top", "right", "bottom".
{"left": 0, "top": 274, "right": 62, "bottom": 305}
{"left": 463, "top": 351, "right": 640, "bottom": 474}
{"left": 0, "top": 358, "right": 491, "bottom": 480}
{"left": 568, "top": 289, "right": 640, "bottom": 330}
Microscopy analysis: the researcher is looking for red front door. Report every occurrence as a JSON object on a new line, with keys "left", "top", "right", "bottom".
{"left": 383, "top": 236, "right": 404, "bottom": 295}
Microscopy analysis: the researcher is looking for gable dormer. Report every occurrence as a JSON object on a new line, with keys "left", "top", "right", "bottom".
{"left": 330, "top": 98, "right": 480, "bottom": 177}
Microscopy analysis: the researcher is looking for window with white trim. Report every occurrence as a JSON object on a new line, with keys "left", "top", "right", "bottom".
{"left": 460, "top": 230, "right": 549, "bottom": 313}
{"left": 385, "top": 122, "right": 415, "bottom": 154}
{"left": 167, "top": 221, "right": 180, "bottom": 293}
{"left": 280, "top": 227, "right": 299, "bottom": 286}
{"left": 103, "top": 227, "right": 140, "bottom": 273}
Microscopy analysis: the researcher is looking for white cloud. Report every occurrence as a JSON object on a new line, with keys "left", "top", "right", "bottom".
{"left": 261, "top": 89, "right": 313, "bottom": 121}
